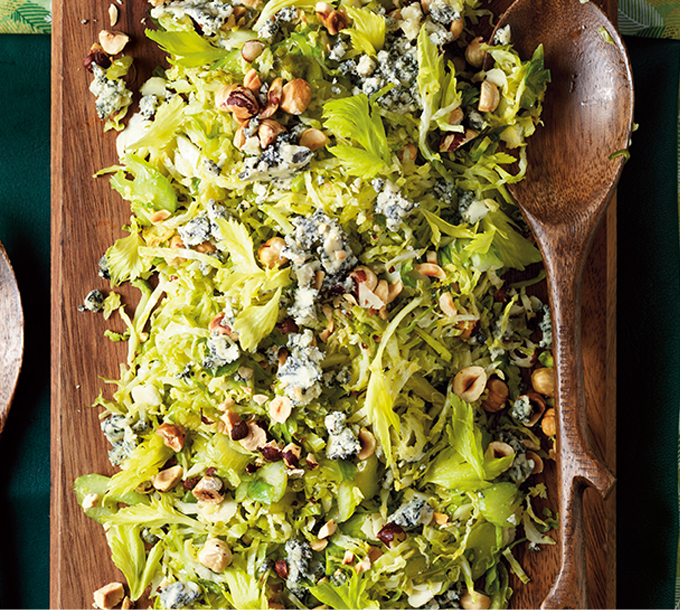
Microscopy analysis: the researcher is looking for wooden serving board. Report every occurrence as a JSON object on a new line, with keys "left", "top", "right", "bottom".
{"left": 50, "top": 0, "right": 618, "bottom": 607}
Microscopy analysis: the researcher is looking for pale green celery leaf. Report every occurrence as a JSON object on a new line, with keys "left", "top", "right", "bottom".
{"left": 481, "top": 210, "right": 542, "bottom": 271}
{"left": 322, "top": 93, "right": 390, "bottom": 179}
{"left": 107, "top": 434, "right": 174, "bottom": 496}
{"left": 215, "top": 217, "right": 260, "bottom": 273}
{"left": 337, "top": 480, "right": 364, "bottom": 523}
{"left": 110, "top": 153, "right": 177, "bottom": 217}
{"left": 223, "top": 565, "right": 269, "bottom": 609}
{"left": 103, "top": 494, "right": 205, "bottom": 533}
{"left": 344, "top": 5, "right": 385, "bottom": 55}
{"left": 449, "top": 393, "right": 486, "bottom": 478}
{"left": 145, "top": 28, "right": 233, "bottom": 69}
{"left": 326, "top": 144, "right": 389, "bottom": 180}
{"left": 106, "top": 525, "right": 163, "bottom": 600}
{"left": 309, "top": 570, "right": 380, "bottom": 610}
{"left": 106, "top": 231, "right": 147, "bottom": 287}
{"left": 254, "top": 0, "right": 316, "bottom": 30}
{"left": 364, "top": 366, "right": 401, "bottom": 467}
{"left": 424, "top": 447, "right": 509, "bottom": 491}
{"left": 466, "top": 521, "right": 501, "bottom": 580}
{"left": 191, "top": 434, "right": 251, "bottom": 488}
{"left": 233, "top": 286, "right": 282, "bottom": 352}
{"left": 125, "top": 95, "right": 185, "bottom": 152}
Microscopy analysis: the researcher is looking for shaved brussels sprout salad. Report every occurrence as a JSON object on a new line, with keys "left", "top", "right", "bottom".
{"left": 76, "top": 0, "right": 557, "bottom": 607}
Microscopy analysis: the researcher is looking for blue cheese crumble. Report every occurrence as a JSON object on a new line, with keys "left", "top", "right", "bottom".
{"left": 203, "top": 333, "right": 240, "bottom": 370}
{"left": 374, "top": 180, "right": 418, "bottom": 231}
{"left": 510, "top": 395, "right": 533, "bottom": 424}
{"left": 324, "top": 411, "right": 361, "bottom": 460}
{"left": 80, "top": 289, "right": 105, "bottom": 312}
{"left": 284, "top": 538, "right": 313, "bottom": 584}
{"left": 89, "top": 64, "right": 132, "bottom": 121}
{"left": 277, "top": 330, "right": 324, "bottom": 405}
{"left": 159, "top": 582, "right": 202, "bottom": 610}
{"left": 178, "top": 214, "right": 211, "bottom": 247}
{"left": 389, "top": 499, "right": 434, "bottom": 530}
{"left": 150, "top": 0, "right": 234, "bottom": 37}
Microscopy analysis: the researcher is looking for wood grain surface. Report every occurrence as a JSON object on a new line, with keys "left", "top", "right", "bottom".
{"left": 0, "top": 240, "right": 23, "bottom": 435}
{"left": 50, "top": 1, "right": 619, "bottom": 607}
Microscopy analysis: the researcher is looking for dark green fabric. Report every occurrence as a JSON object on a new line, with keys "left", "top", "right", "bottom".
{"left": 0, "top": 35, "right": 51, "bottom": 610}
{"left": 617, "top": 37, "right": 680, "bottom": 609}
{"left": 0, "top": 32, "right": 678, "bottom": 610}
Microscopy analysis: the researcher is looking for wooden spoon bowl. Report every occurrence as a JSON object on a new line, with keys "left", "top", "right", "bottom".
{"left": 0, "top": 240, "right": 23, "bottom": 434}
{"left": 488, "top": 0, "right": 634, "bottom": 607}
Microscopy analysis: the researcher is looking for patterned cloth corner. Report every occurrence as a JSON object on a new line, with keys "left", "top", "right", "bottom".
{"left": 0, "top": 0, "right": 50, "bottom": 34}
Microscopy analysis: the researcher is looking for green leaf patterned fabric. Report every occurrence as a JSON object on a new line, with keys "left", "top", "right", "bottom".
{"left": 0, "top": 0, "right": 50, "bottom": 34}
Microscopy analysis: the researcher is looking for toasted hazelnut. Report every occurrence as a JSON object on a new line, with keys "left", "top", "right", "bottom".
{"left": 461, "top": 590, "right": 491, "bottom": 610}
{"left": 481, "top": 378, "right": 509, "bottom": 413}
{"left": 239, "top": 421, "right": 268, "bottom": 451}
{"left": 98, "top": 30, "right": 130, "bottom": 55}
{"left": 257, "top": 236, "right": 287, "bottom": 269}
{"left": 243, "top": 68, "right": 261, "bottom": 92}
{"left": 439, "top": 128, "right": 478, "bottom": 152}
{"left": 108, "top": 4, "right": 119, "bottom": 27}
{"left": 452, "top": 366, "right": 488, "bottom": 402}
{"left": 342, "top": 550, "right": 355, "bottom": 565}
{"left": 450, "top": 15, "right": 464, "bottom": 40}
{"left": 465, "top": 36, "right": 486, "bottom": 68}
{"left": 531, "top": 367, "right": 555, "bottom": 397}
{"left": 121, "top": 596, "right": 133, "bottom": 610}
{"left": 310, "top": 538, "right": 329, "bottom": 551}
{"left": 155, "top": 423, "right": 186, "bottom": 452}
{"left": 374, "top": 280, "right": 389, "bottom": 303}
{"left": 306, "top": 453, "right": 319, "bottom": 469}
{"left": 152, "top": 464, "right": 183, "bottom": 492}
{"left": 350, "top": 266, "right": 378, "bottom": 291}
{"left": 258, "top": 119, "right": 286, "bottom": 149}
{"left": 415, "top": 262, "right": 446, "bottom": 279}
{"left": 318, "top": 519, "right": 337, "bottom": 539}
{"left": 433, "top": 512, "right": 449, "bottom": 526}
{"left": 398, "top": 143, "right": 418, "bottom": 163}
{"left": 541, "top": 408, "right": 556, "bottom": 437}
{"left": 355, "top": 557, "right": 371, "bottom": 573}
{"left": 199, "top": 538, "right": 233, "bottom": 572}
{"left": 242, "top": 40, "right": 265, "bottom": 62}
{"left": 439, "top": 292, "right": 457, "bottom": 317}
{"left": 83, "top": 44, "right": 111, "bottom": 72}
{"left": 321, "top": 9, "right": 348, "bottom": 35}
{"left": 261, "top": 441, "right": 283, "bottom": 462}
{"left": 192, "top": 474, "right": 225, "bottom": 503}
{"left": 269, "top": 395, "right": 293, "bottom": 424}
{"left": 449, "top": 106, "right": 464, "bottom": 125}
{"left": 216, "top": 84, "right": 260, "bottom": 120}
{"left": 260, "top": 77, "right": 283, "bottom": 119}
{"left": 357, "top": 428, "right": 377, "bottom": 460}
{"left": 526, "top": 450, "right": 544, "bottom": 474}
{"left": 280, "top": 79, "right": 312, "bottom": 115}
{"left": 386, "top": 281, "right": 403, "bottom": 304}
{"left": 221, "top": 411, "right": 248, "bottom": 441}
{"left": 149, "top": 209, "right": 171, "bottom": 224}
{"left": 478, "top": 80, "right": 500, "bottom": 113}
{"left": 282, "top": 443, "right": 301, "bottom": 468}
{"left": 299, "top": 128, "right": 329, "bottom": 151}
{"left": 367, "top": 546, "right": 383, "bottom": 563}
{"left": 93, "top": 582, "right": 125, "bottom": 609}
{"left": 485, "top": 441, "right": 514, "bottom": 471}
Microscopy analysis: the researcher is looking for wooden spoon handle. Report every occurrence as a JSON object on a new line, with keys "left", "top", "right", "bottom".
{"left": 539, "top": 235, "right": 615, "bottom": 609}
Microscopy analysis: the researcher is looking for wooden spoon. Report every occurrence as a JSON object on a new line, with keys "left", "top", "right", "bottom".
{"left": 487, "top": 0, "right": 634, "bottom": 607}
{"left": 0, "top": 240, "right": 23, "bottom": 434}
